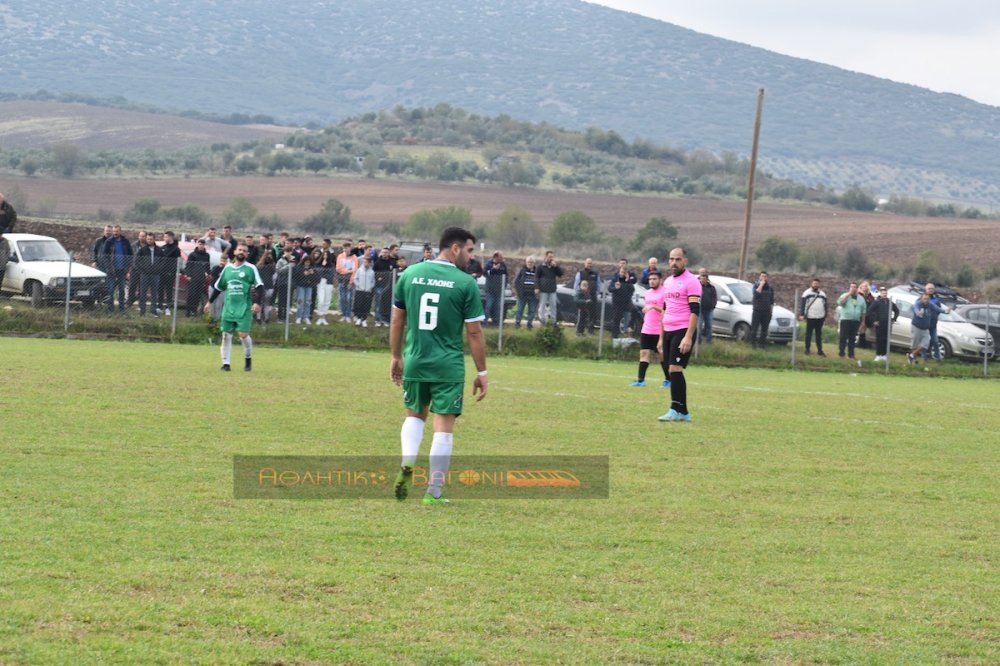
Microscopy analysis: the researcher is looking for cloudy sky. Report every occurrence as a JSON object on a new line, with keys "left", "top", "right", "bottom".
{"left": 590, "top": 0, "right": 1000, "bottom": 108}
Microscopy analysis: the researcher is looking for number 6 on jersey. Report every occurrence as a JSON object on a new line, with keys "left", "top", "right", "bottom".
{"left": 419, "top": 292, "right": 440, "bottom": 330}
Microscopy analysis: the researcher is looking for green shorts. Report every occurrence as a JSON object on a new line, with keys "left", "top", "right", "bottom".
{"left": 220, "top": 313, "right": 253, "bottom": 334}
{"left": 402, "top": 380, "right": 464, "bottom": 415}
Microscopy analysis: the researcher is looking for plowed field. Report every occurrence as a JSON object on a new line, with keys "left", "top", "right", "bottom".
{"left": 6, "top": 174, "right": 997, "bottom": 268}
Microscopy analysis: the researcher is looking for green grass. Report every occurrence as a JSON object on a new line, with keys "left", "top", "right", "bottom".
{"left": 1, "top": 338, "right": 998, "bottom": 664}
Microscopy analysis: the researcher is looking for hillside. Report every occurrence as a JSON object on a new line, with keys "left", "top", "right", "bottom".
{"left": 2, "top": 0, "right": 999, "bottom": 204}
{"left": 0, "top": 101, "right": 293, "bottom": 151}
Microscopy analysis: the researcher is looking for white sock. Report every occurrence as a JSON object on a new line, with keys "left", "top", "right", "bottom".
{"left": 427, "top": 432, "right": 454, "bottom": 498}
{"left": 241, "top": 335, "right": 253, "bottom": 358}
{"left": 221, "top": 332, "right": 233, "bottom": 365}
{"left": 400, "top": 416, "right": 424, "bottom": 467}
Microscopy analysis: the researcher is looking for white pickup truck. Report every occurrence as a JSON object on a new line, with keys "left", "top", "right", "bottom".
{"left": 1, "top": 233, "right": 107, "bottom": 307}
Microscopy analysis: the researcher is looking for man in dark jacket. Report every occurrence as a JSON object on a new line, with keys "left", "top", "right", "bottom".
{"left": 102, "top": 225, "right": 133, "bottom": 314}
{"left": 134, "top": 232, "right": 164, "bottom": 316}
{"left": 697, "top": 268, "right": 718, "bottom": 344}
{"left": 536, "top": 250, "right": 563, "bottom": 325}
{"left": 372, "top": 247, "right": 396, "bottom": 326}
{"left": 483, "top": 252, "right": 509, "bottom": 326}
{"left": 0, "top": 193, "right": 16, "bottom": 235}
{"left": 607, "top": 258, "right": 637, "bottom": 338}
{"left": 750, "top": 271, "right": 774, "bottom": 349}
{"left": 158, "top": 231, "right": 182, "bottom": 314}
{"left": 125, "top": 230, "right": 146, "bottom": 309}
{"left": 91, "top": 225, "right": 113, "bottom": 274}
{"left": 867, "top": 286, "right": 899, "bottom": 362}
{"left": 184, "top": 239, "right": 212, "bottom": 316}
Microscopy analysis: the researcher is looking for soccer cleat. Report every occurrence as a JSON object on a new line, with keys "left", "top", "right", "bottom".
{"left": 394, "top": 466, "right": 413, "bottom": 501}
{"left": 661, "top": 380, "right": 671, "bottom": 389}
{"left": 658, "top": 409, "right": 692, "bottom": 422}
{"left": 221, "top": 364, "right": 231, "bottom": 372}
{"left": 245, "top": 357, "right": 252, "bottom": 372}
{"left": 421, "top": 492, "right": 450, "bottom": 506}
{"left": 907, "top": 353, "right": 914, "bottom": 365}
{"left": 629, "top": 380, "right": 646, "bottom": 387}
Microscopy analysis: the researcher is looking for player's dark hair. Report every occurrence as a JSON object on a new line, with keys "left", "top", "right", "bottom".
{"left": 439, "top": 227, "right": 476, "bottom": 251}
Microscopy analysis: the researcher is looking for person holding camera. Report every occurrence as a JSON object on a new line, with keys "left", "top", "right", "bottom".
{"left": 750, "top": 271, "right": 774, "bottom": 349}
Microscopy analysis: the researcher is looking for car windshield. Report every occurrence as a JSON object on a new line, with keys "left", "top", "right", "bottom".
{"left": 727, "top": 282, "right": 754, "bottom": 305}
{"left": 938, "top": 310, "right": 967, "bottom": 323}
{"left": 18, "top": 240, "right": 70, "bottom": 262}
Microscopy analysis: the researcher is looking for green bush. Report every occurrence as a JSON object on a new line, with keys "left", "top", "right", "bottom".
{"left": 535, "top": 322, "right": 565, "bottom": 355}
{"left": 755, "top": 235, "right": 800, "bottom": 270}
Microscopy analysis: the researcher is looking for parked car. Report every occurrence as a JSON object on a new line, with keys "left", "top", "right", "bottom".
{"left": 710, "top": 275, "right": 796, "bottom": 343}
{"left": 951, "top": 304, "right": 1000, "bottom": 351}
{"left": 0, "top": 233, "right": 106, "bottom": 307}
{"left": 887, "top": 286, "right": 994, "bottom": 360}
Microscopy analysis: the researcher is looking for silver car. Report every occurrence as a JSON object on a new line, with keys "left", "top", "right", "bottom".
{"left": 709, "top": 275, "right": 796, "bottom": 343}
{"left": 887, "top": 287, "right": 994, "bottom": 359}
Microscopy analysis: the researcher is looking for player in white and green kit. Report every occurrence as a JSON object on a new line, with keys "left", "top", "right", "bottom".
{"left": 204, "top": 242, "right": 264, "bottom": 372}
{"left": 390, "top": 227, "right": 488, "bottom": 505}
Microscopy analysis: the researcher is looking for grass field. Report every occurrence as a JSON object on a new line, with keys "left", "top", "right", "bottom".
{"left": 2, "top": 337, "right": 998, "bottom": 664}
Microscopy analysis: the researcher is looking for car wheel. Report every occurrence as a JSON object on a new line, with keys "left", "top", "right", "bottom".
{"left": 937, "top": 339, "right": 952, "bottom": 360}
{"left": 27, "top": 280, "right": 44, "bottom": 308}
{"left": 734, "top": 322, "right": 751, "bottom": 342}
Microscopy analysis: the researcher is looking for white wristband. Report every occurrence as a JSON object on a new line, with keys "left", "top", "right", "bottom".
{"left": 477, "top": 370, "right": 488, "bottom": 377}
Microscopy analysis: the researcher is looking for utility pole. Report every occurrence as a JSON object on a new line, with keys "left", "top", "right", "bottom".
{"left": 739, "top": 88, "right": 765, "bottom": 282}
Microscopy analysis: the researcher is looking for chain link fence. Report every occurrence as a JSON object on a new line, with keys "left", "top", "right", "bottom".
{"left": 0, "top": 240, "right": 993, "bottom": 377}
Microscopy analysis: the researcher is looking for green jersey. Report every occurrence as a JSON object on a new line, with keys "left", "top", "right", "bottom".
{"left": 393, "top": 259, "right": 484, "bottom": 382}
{"left": 214, "top": 262, "right": 263, "bottom": 321}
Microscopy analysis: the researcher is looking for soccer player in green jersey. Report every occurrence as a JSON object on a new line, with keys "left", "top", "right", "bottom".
{"left": 390, "top": 227, "right": 488, "bottom": 505}
{"left": 204, "top": 242, "right": 264, "bottom": 372}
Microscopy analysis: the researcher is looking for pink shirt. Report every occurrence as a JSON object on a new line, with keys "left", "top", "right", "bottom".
{"left": 662, "top": 270, "right": 702, "bottom": 332}
{"left": 641, "top": 286, "right": 666, "bottom": 335}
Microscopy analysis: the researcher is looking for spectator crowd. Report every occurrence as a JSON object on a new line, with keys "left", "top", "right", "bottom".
{"left": 70, "top": 225, "right": 959, "bottom": 366}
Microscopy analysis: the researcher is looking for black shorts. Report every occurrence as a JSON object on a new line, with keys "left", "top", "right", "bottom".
{"left": 663, "top": 328, "right": 692, "bottom": 368}
{"left": 640, "top": 332, "right": 661, "bottom": 351}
